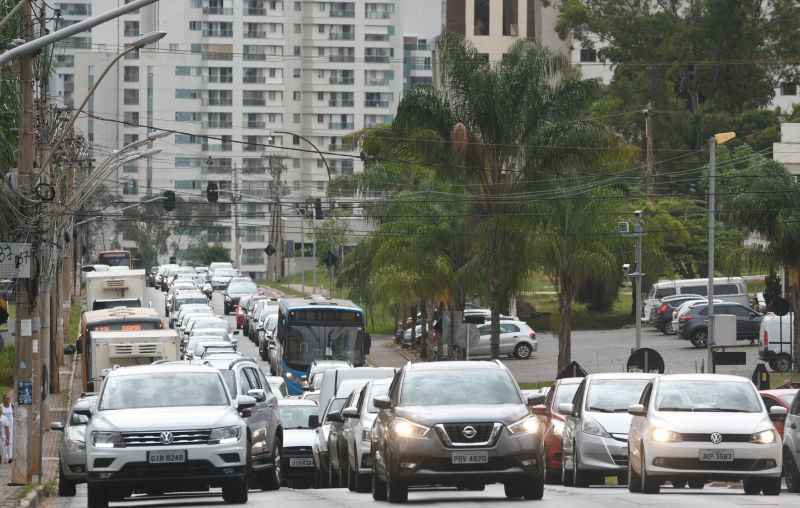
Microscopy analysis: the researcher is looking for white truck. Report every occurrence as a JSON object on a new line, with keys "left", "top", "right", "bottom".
{"left": 759, "top": 312, "right": 794, "bottom": 373}
{"left": 86, "top": 329, "right": 180, "bottom": 390}
{"left": 84, "top": 269, "right": 146, "bottom": 312}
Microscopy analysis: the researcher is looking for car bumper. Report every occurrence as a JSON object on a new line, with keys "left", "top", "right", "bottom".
{"left": 544, "top": 432, "right": 563, "bottom": 472}
{"left": 577, "top": 433, "right": 628, "bottom": 473}
{"left": 644, "top": 440, "right": 781, "bottom": 480}
{"left": 388, "top": 432, "right": 543, "bottom": 485}
{"left": 356, "top": 442, "right": 373, "bottom": 474}
{"left": 61, "top": 451, "right": 88, "bottom": 482}
{"left": 283, "top": 449, "right": 316, "bottom": 480}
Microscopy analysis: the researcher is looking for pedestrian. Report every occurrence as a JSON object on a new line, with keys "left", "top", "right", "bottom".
{"left": 1, "top": 392, "right": 12, "bottom": 463}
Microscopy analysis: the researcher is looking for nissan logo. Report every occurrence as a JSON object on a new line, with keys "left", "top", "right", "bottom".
{"left": 462, "top": 426, "right": 478, "bottom": 439}
{"left": 709, "top": 432, "right": 723, "bottom": 445}
{"left": 160, "top": 431, "right": 174, "bottom": 445}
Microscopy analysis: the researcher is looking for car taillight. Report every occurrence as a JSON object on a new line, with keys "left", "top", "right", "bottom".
{"left": 657, "top": 303, "right": 669, "bottom": 314}
{"left": 763, "top": 329, "right": 768, "bottom": 349}
{"left": 529, "top": 331, "right": 536, "bottom": 338}
{"left": 679, "top": 315, "right": 693, "bottom": 322}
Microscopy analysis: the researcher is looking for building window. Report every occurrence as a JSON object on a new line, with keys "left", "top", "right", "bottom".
{"left": 175, "top": 66, "right": 192, "bottom": 76}
{"left": 294, "top": 1, "right": 301, "bottom": 11}
{"left": 294, "top": 23, "right": 302, "bottom": 34}
{"left": 502, "top": 0, "right": 518, "bottom": 36}
{"left": 316, "top": 181, "right": 325, "bottom": 192}
{"left": 294, "top": 45, "right": 301, "bottom": 56}
{"left": 293, "top": 91, "right": 301, "bottom": 101}
{"left": 123, "top": 89, "right": 139, "bottom": 105}
{"left": 124, "top": 21, "right": 139, "bottom": 37}
{"left": 123, "top": 180, "right": 139, "bottom": 195}
{"left": 474, "top": 0, "right": 490, "bottom": 36}
{"left": 293, "top": 158, "right": 300, "bottom": 168}
{"left": 293, "top": 68, "right": 301, "bottom": 78}
{"left": 580, "top": 47, "right": 598, "bottom": 63}
{"left": 123, "top": 66, "right": 139, "bottom": 82}
{"left": 526, "top": 0, "right": 536, "bottom": 41}
{"left": 781, "top": 82, "right": 797, "bottom": 96}
{"left": 123, "top": 134, "right": 139, "bottom": 145}
{"left": 293, "top": 113, "right": 301, "bottom": 123}
{"left": 169, "top": 43, "right": 180, "bottom": 51}
{"left": 123, "top": 111, "right": 139, "bottom": 125}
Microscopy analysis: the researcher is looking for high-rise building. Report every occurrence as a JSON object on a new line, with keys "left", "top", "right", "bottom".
{"left": 51, "top": 0, "right": 402, "bottom": 278}
{"left": 403, "top": 35, "right": 432, "bottom": 90}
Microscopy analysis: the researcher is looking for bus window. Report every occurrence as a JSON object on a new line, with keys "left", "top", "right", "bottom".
{"left": 98, "top": 251, "right": 131, "bottom": 268}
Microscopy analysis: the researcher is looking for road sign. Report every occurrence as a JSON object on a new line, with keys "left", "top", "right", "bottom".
{"left": 626, "top": 347, "right": 665, "bottom": 374}
{"left": 0, "top": 243, "right": 32, "bottom": 278}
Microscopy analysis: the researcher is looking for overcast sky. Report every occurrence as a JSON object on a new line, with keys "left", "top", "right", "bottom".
{"left": 400, "top": 0, "right": 442, "bottom": 38}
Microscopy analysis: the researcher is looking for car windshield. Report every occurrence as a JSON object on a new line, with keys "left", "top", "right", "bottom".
{"left": 554, "top": 383, "right": 580, "bottom": 412}
{"left": 367, "top": 381, "right": 391, "bottom": 413}
{"left": 285, "top": 324, "right": 363, "bottom": 367}
{"left": 324, "top": 397, "right": 347, "bottom": 421}
{"left": 193, "top": 318, "right": 227, "bottom": 330}
{"left": 586, "top": 379, "right": 650, "bottom": 413}
{"left": 100, "top": 373, "right": 229, "bottom": 409}
{"left": 400, "top": 369, "right": 521, "bottom": 406}
{"left": 228, "top": 282, "right": 257, "bottom": 294}
{"left": 279, "top": 405, "right": 318, "bottom": 429}
{"left": 655, "top": 380, "right": 762, "bottom": 412}
{"left": 215, "top": 269, "right": 235, "bottom": 277}
{"left": 220, "top": 370, "right": 237, "bottom": 396}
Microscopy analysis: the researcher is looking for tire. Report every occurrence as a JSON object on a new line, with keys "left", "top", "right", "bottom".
{"left": 372, "top": 470, "right": 387, "bottom": 501}
{"left": 572, "top": 444, "right": 590, "bottom": 487}
{"left": 523, "top": 478, "right": 544, "bottom": 500}
{"left": 688, "top": 480, "right": 705, "bottom": 489}
{"left": 354, "top": 468, "right": 370, "bottom": 493}
{"left": 743, "top": 477, "right": 762, "bottom": 495}
{"left": 514, "top": 342, "right": 533, "bottom": 359}
{"left": 504, "top": 483, "right": 523, "bottom": 499}
{"left": 87, "top": 484, "right": 108, "bottom": 508}
{"left": 261, "top": 439, "right": 282, "bottom": 490}
{"left": 628, "top": 448, "right": 641, "bottom": 493}
{"left": 671, "top": 480, "right": 686, "bottom": 489}
{"left": 774, "top": 354, "right": 792, "bottom": 373}
{"left": 58, "top": 466, "right": 76, "bottom": 497}
{"left": 561, "top": 448, "right": 574, "bottom": 486}
{"left": 641, "top": 449, "right": 660, "bottom": 494}
{"left": 761, "top": 477, "right": 781, "bottom": 496}
{"left": 785, "top": 448, "right": 800, "bottom": 493}
{"left": 690, "top": 329, "right": 708, "bottom": 348}
{"left": 221, "top": 478, "right": 248, "bottom": 504}
{"left": 387, "top": 474, "right": 408, "bottom": 504}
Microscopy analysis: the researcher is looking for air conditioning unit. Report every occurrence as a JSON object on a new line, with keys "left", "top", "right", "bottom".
{"left": 616, "top": 221, "right": 630, "bottom": 234}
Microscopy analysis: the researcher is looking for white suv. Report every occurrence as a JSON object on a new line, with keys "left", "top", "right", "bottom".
{"left": 86, "top": 364, "right": 253, "bottom": 508}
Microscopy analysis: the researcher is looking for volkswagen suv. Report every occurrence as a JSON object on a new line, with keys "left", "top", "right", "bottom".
{"left": 371, "top": 361, "right": 544, "bottom": 503}
{"left": 85, "top": 364, "right": 253, "bottom": 508}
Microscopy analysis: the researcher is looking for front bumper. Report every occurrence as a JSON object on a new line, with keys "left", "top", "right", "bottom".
{"left": 577, "top": 432, "right": 629, "bottom": 473}
{"left": 356, "top": 442, "right": 373, "bottom": 474}
{"left": 61, "top": 448, "right": 88, "bottom": 482}
{"left": 283, "top": 447, "right": 316, "bottom": 479}
{"left": 644, "top": 440, "right": 782, "bottom": 480}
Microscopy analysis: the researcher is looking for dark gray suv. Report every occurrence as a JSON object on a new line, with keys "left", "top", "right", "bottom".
{"left": 370, "top": 361, "right": 544, "bottom": 503}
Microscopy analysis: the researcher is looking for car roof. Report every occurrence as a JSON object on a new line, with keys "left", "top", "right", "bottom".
{"left": 585, "top": 372, "right": 657, "bottom": 381}
{"left": 657, "top": 373, "right": 750, "bottom": 383}
{"left": 83, "top": 307, "right": 161, "bottom": 321}
{"left": 406, "top": 360, "right": 504, "bottom": 371}
{"left": 105, "top": 364, "right": 219, "bottom": 377}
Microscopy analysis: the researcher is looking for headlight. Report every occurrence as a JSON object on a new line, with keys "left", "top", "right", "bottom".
{"left": 225, "top": 295, "right": 231, "bottom": 301}
{"left": 91, "top": 431, "right": 123, "bottom": 448}
{"left": 392, "top": 418, "right": 430, "bottom": 439}
{"left": 66, "top": 439, "right": 86, "bottom": 452}
{"left": 581, "top": 417, "right": 610, "bottom": 437}
{"left": 361, "top": 429, "right": 371, "bottom": 443}
{"left": 551, "top": 419, "right": 565, "bottom": 437}
{"left": 508, "top": 415, "right": 540, "bottom": 435}
{"left": 285, "top": 372, "right": 295, "bottom": 380}
{"left": 651, "top": 428, "right": 679, "bottom": 443}
{"left": 210, "top": 426, "right": 241, "bottom": 445}
{"left": 751, "top": 429, "right": 777, "bottom": 444}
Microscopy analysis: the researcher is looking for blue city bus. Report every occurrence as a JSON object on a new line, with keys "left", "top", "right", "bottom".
{"left": 275, "top": 298, "right": 371, "bottom": 395}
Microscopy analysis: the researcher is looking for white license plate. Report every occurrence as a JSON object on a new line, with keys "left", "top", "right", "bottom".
{"left": 148, "top": 450, "right": 186, "bottom": 464}
{"left": 289, "top": 457, "right": 314, "bottom": 468}
{"left": 451, "top": 452, "right": 488, "bottom": 465}
{"left": 699, "top": 449, "right": 734, "bottom": 462}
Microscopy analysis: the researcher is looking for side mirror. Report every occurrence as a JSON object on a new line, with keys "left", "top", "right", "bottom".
{"left": 531, "top": 404, "right": 546, "bottom": 416}
{"left": 373, "top": 395, "right": 391, "bottom": 410}
{"left": 73, "top": 409, "right": 92, "bottom": 419}
{"left": 237, "top": 395, "right": 256, "bottom": 413}
{"left": 769, "top": 405, "right": 788, "bottom": 421}
{"left": 627, "top": 403, "right": 647, "bottom": 417}
{"left": 50, "top": 421, "right": 65, "bottom": 431}
{"left": 247, "top": 389, "right": 267, "bottom": 403}
{"left": 308, "top": 414, "right": 320, "bottom": 429}
{"left": 342, "top": 407, "right": 359, "bottom": 419}
{"left": 557, "top": 403, "right": 575, "bottom": 416}
{"left": 327, "top": 412, "right": 343, "bottom": 423}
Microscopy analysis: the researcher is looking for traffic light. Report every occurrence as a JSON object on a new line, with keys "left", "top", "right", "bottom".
{"left": 206, "top": 182, "right": 219, "bottom": 203}
{"left": 162, "top": 190, "right": 176, "bottom": 211}
{"left": 314, "top": 198, "right": 323, "bottom": 219}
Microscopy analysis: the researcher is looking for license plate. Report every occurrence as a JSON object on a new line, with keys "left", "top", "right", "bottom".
{"left": 699, "top": 449, "right": 734, "bottom": 462}
{"left": 289, "top": 457, "right": 314, "bottom": 468}
{"left": 148, "top": 450, "right": 186, "bottom": 464}
{"left": 451, "top": 452, "right": 488, "bottom": 465}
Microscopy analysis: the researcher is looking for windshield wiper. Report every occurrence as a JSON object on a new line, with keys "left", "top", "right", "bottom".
{"left": 658, "top": 407, "right": 694, "bottom": 412}
{"left": 694, "top": 408, "right": 754, "bottom": 413}
{"left": 587, "top": 406, "right": 614, "bottom": 413}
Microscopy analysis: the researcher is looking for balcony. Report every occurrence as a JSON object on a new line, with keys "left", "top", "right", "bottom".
{"left": 244, "top": 31, "right": 268, "bottom": 39}
{"left": 202, "top": 29, "right": 233, "bottom": 37}
{"left": 203, "top": 98, "right": 233, "bottom": 106}
{"left": 366, "top": 10, "right": 392, "bottom": 20}
{"left": 329, "top": 76, "right": 354, "bottom": 85}
{"left": 243, "top": 144, "right": 262, "bottom": 152}
{"left": 243, "top": 98, "right": 266, "bottom": 107}
{"left": 329, "top": 32, "right": 354, "bottom": 41}
{"left": 365, "top": 55, "right": 390, "bottom": 63}
{"left": 202, "top": 7, "right": 233, "bottom": 15}
{"left": 330, "top": 8, "right": 355, "bottom": 18}
{"left": 202, "top": 144, "right": 233, "bottom": 152}
{"left": 243, "top": 53, "right": 266, "bottom": 61}
{"left": 243, "top": 7, "right": 266, "bottom": 15}
{"left": 328, "top": 143, "right": 354, "bottom": 151}
{"left": 202, "top": 121, "right": 233, "bottom": 129}
{"left": 245, "top": 121, "right": 266, "bottom": 129}
{"left": 242, "top": 165, "right": 267, "bottom": 174}
{"left": 330, "top": 55, "right": 355, "bottom": 63}
{"left": 365, "top": 100, "right": 390, "bottom": 108}
{"left": 329, "top": 122, "right": 354, "bottom": 130}
{"left": 328, "top": 100, "right": 354, "bottom": 107}
{"left": 202, "top": 52, "right": 233, "bottom": 61}
{"left": 243, "top": 75, "right": 267, "bottom": 84}
{"left": 365, "top": 78, "right": 389, "bottom": 86}
{"left": 206, "top": 76, "right": 234, "bottom": 84}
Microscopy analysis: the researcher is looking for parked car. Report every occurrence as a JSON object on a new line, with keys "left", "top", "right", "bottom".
{"left": 472, "top": 319, "right": 538, "bottom": 359}
{"left": 759, "top": 312, "right": 795, "bottom": 373}
{"left": 532, "top": 377, "right": 582, "bottom": 483}
{"left": 560, "top": 373, "right": 656, "bottom": 487}
{"left": 52, "top": 395, "right": 96, "bottom": 496}
{"left": 266, "top": 375, "right": 288, "bottom": 399}
{"left": 278, "top": 399, "right": 319, "bottom": 488}
{"left": 224, "top": 278, "right": 258, "bottom": 315}
{"left": 313, "top": 395, "right": 349, "bottom": 488}
{"left": 783, "top": 390, "right": 800, "bottom": 493}
{"left": 651, "top": 295, "right": 704, "bottom": 334}
{"left": 678, "top": 302, "right": 762, "bottom": 347}
{"left": 628, "top": 374, "right": 784, "bottom": 495}
{"left": 759, "top": 388, "right": 798, "bottom": 437}
{"left": 371, "top": 361, "right": 545, "bottom": 502}
{"left": 644, "top": 277, "right": 749, "bottom": 322}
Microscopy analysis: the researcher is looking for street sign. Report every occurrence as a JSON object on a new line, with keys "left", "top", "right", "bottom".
{"left": 626, "top": 347, "right": 665, "bottom": 374}
{"left": 713, "top": 351, "right": 747, "bottom": 366}
{"left": 0, "top": 242, "right": 32, "bottom": 278}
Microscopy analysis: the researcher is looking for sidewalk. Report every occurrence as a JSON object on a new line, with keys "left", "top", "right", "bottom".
{"left": 0, "top": 355, "right": 79, "bottom": 508}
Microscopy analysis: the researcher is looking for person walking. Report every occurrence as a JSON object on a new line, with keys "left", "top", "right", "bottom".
{"left": 1, "top": 392, "right": 12, "bottom": 463}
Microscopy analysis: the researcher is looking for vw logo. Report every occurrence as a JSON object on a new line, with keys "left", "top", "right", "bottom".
{"left": 462, "top": 426, "right": 478, "bottom": 439}
{"left": 160, "top": 431, "right": 174, "bottom": 445}
{"left": 709, "top": 432, "right": 723, "bottom": 445}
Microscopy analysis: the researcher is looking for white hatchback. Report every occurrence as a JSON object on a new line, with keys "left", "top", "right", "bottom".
{"left": 628, "top": 374, "right": 785, "bottom": 495}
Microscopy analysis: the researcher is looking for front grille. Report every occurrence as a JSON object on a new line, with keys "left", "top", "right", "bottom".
{"left": 612, "top": 454, "right": 628, "bottom": 466}
{"left": 422, "top": 456, "right": 518, "bottom": 473}
{"left": 284, "top": 446, "right": 313, "bottom": 456}
{"left": 654, "top": 458, "right": 775, "bottom": 471}
{"left": 440, "top": 423, "right": 496, "bottom": 445}
{"left": 120, "top": 430, "right": 211, "bottom": 447}
{"left": 93, "top": 458, "right": 114, "bottom": 468}
{"left": 114, "top": 460, "right": 223, "bottom": 479}
{"left": 676, "top": 433, "right": 751, "bottom": 443}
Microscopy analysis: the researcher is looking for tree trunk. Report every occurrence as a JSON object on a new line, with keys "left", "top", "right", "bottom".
{"left": 557, "top": 279, "right": 574, "bottom": 372}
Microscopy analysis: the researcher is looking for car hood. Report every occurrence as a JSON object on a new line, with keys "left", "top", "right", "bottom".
{"left": 395, "top": 404, "right": 528, "bottom": 425}
{"left": 91, "top": 406, "right": 238, "bottom": 431}
{"left": 283, "top": 429, "right": 316, "bottom": 448}
{"left": 585, "top": 412, "right": 634, "bottom": 435}
{"left": 652, "top": 412, "right": 772, "bottom": 434}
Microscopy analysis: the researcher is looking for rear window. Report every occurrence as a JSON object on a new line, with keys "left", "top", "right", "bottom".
{"left": 654, "top": 287, "right": 676, "bottom": 298}
{"left": 682, "top": 285, "right": 707, "bottom": 296}
{"left": 715, "top": 284, "right": 739, "bottom": 295}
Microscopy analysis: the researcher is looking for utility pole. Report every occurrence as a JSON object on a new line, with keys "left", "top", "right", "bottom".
{"left": 12, "top": 0, "right": 35, "bottom": 485}
{"left": 632, "top": 211, "right": 644, "bottom": 351}
{"left": 265, "top": 154, "right": 285, "bottom": 281}
{"left": 707, "top": 137, "right": 717, "bottom": 373}
{"left": 232, "top": 163, "right": 240, "bottom": 267}
{"left": 300, "top": 205, "right": 305, "bottom": 293}
{"left": 644, "top": 104, "right": 654, "bottom": 195}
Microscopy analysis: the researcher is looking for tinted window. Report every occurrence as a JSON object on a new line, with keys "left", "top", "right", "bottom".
{"left": 715, "top": 284, "right": 739, "bottom": 295}
{"left": 729, "top": 305, "right": 752, "bottom": 317}
{"left": 500, "top": 324, "right": 520, "bottom": 333}
{"left": 238, "top": 369, "right": 254, "bottom": 395}
{"left": 654, "top": 287, "right": 676, "bottom": 298}
{"left": 400, "top": 369, "right": 521, "bottom": 406}
{"left": 683, "top": 285, "right": 707, "bottom": 296}
{"left": 585, "top": 379, "right": 650, "bottom": 412}
{"left": 101, "top": 373, "right": 229, "bottom": 409}
{"left": 656, "top": 380, "right": 761, "bottom": 412}
{"left": 244, "top": 367, "right": 263, "bottom": 389}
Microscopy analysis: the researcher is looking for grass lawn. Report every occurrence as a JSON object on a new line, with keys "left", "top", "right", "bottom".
{"left": 67, "top": 300, "right": 81, "bottom": 344}
{"left": 262, "top": 282, "right": 305, "bottom": 298}
{"left": 769, "top": 373, "right": 800, "bottom": 389}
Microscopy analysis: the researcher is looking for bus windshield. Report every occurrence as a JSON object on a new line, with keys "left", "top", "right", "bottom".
{"left": 285, "top": 323, "right": 364, "bottom": 368}
{"left": 98, "top": 251, "right": 130, "bottom": 267}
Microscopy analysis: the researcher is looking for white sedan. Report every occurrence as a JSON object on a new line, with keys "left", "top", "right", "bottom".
{"left": 628, "top": 374, "right": 785, "bottom": 495}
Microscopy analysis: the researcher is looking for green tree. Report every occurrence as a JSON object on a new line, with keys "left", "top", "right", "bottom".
{"left": 180, "top": 240, "right": 232, "bottom": 266}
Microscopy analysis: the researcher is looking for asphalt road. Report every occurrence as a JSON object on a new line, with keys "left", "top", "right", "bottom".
{"left": 46, "top": 483, "right": 799, "bottom": 508}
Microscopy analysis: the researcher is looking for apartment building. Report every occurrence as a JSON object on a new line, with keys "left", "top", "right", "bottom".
{"left": 403, "top": 35, "right": 433, "bottom": 90}
{"left": 51, "top": 0, "right": 402, "bottom": 278}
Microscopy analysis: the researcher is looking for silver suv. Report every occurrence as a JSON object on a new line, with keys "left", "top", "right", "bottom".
{"left": 86, "top": 364, "right": 252, "bottom": 508}
{"left": 52, "top": 394, "right": 96, "bottom": 496}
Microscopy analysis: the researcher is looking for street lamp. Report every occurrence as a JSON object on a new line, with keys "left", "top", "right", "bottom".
{"left": 268, "top": 130, "right": 333, "bottom": 181}
{"left": 707, "top": 131, "right": 736, "bottom": 372}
